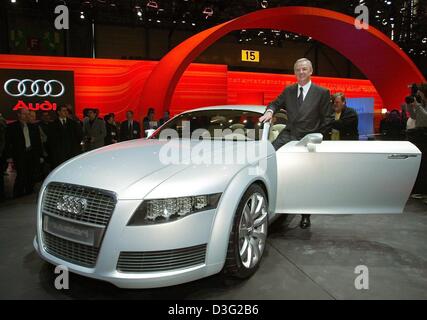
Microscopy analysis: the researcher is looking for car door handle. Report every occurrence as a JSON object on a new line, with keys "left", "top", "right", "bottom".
{"left": 388, "top": 154, "right": 417, "bottom": 159}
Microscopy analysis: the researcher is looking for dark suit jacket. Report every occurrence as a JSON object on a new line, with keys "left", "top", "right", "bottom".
{"left": 120, "top": 120, "right": 141, "bottom": 141}
{"left": 82, "top": 117, "right": 106, "bottom": 150}
{"left": 105, "top": 122, "right": 119, "bottom": 145}
{"left": 266, "top": 83, "right": 332, "bottom": 139}
{"left": 329, "top": 106, "right": 359, "bottom": 140}
{"left": 49, "top": 119, "right": 82, "bottom": 167}
{"left": 6, "top": 121, "right": 42, "bottom": 161}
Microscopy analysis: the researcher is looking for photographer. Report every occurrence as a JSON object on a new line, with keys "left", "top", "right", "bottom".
{"left": 407, "top": 83, "right": 427, "bottom": 199}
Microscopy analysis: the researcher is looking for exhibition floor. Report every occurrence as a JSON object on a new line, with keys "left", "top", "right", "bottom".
{"left": 1, "top": 191, "right": 426, "bottom": 300}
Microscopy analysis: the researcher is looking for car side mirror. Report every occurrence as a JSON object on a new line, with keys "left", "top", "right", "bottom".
{"left": 297, "top": 133, "right": 323, "bottom": 152}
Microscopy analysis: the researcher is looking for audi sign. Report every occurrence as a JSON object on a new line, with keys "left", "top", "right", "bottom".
{"left": 0, "top": 68, "right": 74, "bottom": 119}
{"left": 4, "top": 79, "right": 65, "bottom": 98}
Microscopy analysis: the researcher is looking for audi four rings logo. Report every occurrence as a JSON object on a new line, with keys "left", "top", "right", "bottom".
{"left": 3, "top": 79, "right": 65, "bottom": 98}
{"left": 56, "top": 195, "right": 88, "bottom": 215}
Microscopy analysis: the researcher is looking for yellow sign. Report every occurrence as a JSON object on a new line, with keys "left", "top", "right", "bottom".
{"left": 241, "top": 50, "right": 260, "bottom": 62}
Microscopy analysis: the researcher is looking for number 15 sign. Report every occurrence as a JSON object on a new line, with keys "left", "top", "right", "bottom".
{"left": 241, "top": 50, "right": 260, "bottom": 62}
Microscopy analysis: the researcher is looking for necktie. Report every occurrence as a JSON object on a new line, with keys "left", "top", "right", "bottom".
{"left": 297, "top": 87, "right": 304, "bottom": 107}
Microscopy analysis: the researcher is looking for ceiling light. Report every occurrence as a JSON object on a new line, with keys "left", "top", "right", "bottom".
{"left": 203, "top": 7, "right": 213, "bottom": 18}
{"left": 146, "top": 1, "right": 158, "bottom": 10}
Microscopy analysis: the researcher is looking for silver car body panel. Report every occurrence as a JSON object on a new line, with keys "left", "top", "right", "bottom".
{"left": 276, "top": 140, "right": 421, "bottom": 214}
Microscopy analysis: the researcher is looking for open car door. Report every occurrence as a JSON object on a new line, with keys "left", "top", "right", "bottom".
{"left": 275, "top": 134, "right": 421, "bottom": 214}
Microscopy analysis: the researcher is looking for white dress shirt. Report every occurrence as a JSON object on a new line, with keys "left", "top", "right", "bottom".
{"left": 297, "top": 80, "right": 312, "bottom": 101}
{"left": 266, "top": 80, "right": 313, "bottom": 115}
{"left": 22, "top": 123, "right": 31, "bottom": 149}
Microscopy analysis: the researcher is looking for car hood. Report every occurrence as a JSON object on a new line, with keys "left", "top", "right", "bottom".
{"left": 45, "top": 139, "right": 267, "bottom": 199}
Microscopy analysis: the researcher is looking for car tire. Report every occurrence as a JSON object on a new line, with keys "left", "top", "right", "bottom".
{"left": 223, "top": 184, "right": 268, "bottom": 279}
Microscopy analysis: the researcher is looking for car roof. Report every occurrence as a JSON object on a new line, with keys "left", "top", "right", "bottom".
{"left": 182, "top": 105, "right": 267, "bottom": 114}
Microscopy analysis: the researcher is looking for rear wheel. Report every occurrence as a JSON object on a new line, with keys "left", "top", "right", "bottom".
{"left": 224, "top": 184, "right": 268, "bottom": 279}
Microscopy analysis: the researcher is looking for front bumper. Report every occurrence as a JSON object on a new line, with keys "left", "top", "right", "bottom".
{"left": 34, "top": 198, "right": 224, "bottom": 289}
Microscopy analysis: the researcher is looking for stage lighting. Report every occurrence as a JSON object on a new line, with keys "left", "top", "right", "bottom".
{"left": 203, "top": 7, "right": 214, "bottom": 18}
{"left": 11, "top": 0, "right": 17, "bottom": 3}
{"left": 260, "top": 1, "right": 268, "bottom": 9}
{"left": 147, "top": 1, "right": 158, "bottom": 10}
{"left": 134, "top": 5, "right": 143, "bottom": 17}
{"left": 80, "top": 11, "right": 85, "bottom": 19}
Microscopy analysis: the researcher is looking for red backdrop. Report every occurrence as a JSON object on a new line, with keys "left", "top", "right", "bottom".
{"left": 1, "top": 54, "right": 383, "bottom": 123}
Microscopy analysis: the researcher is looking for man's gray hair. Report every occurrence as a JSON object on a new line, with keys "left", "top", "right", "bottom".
{"left": 294, "top": 58, "right": 313, "bottom": 71}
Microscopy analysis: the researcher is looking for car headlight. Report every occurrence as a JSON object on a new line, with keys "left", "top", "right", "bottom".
{"left": 127, "top": 193, "right": 222, "bottom": 225}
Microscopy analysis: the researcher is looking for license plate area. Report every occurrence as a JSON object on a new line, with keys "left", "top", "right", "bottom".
{"left": 43, "top": 215, "right": 104, "bottom": 247}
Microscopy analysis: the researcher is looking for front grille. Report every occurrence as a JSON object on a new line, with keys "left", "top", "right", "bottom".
{"left": 42, "top": 182, "right": 116, "bottom": 226}
{"left": 117, "top": 244, "right": 207, "bottom": 273}
{"left": 41, "top": 182, "right": 116, "bottom": 267}
{"left": 43, "top": 232, "right": 99, "bottom": 267}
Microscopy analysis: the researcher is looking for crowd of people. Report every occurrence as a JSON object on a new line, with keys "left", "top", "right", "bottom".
{"left": 0, "top": 106, "right": 170, "bottom": 201}
{"left": 0, "top": 81, "right": 426, "bottom": 208}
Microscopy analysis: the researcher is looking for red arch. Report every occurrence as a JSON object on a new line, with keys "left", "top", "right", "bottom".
{"left": 141, "top": 6, "right": 425, "bottom": 112}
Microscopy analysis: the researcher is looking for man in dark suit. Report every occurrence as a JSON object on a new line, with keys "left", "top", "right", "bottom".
{"left": 82, "top": 109, "right": 106, "bottom": 151}
{"left": 49, "top": 105, "right": 83, "bottom": 168}
{"left": 120, "top": 110, "right": 141, "bottom": 141}
{"left": 104, "top": 113, "right": 119, "bottom": 145}
{"left": 6, "top": 108, "right": 42, "bottom": 197}
{"left": 0, "top": 113, "right": 7, "bottom": 201}
{"left": 259, "top": 58, "right": 332, "bottom": 229}
{"left": 328, "top": 92, "right": 359, "bottom": 140}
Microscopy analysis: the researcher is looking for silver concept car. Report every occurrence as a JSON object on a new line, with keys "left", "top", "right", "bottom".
{"left": 34, "top": 106, "right": 421, "bottom": 288}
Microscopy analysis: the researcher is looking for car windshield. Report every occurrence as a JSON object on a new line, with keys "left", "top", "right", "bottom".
{"left": 150, "top": 109, "right": 265, "bottom": 141}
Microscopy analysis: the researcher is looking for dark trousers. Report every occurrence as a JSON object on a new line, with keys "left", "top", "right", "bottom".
{"left": 13, "top": 150, "right": 36, "bottom": 197}
{"left": 272, "top": 129, "right": 310, "bottom": 221}
{"left": 272, "top": 129, "right": 297, "bottom": 151}
{"left": 408, "top": 128, "right": 427, "bottom": 194}
{"left": 0, "top": 156, "right": 5, "bottom": 201}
